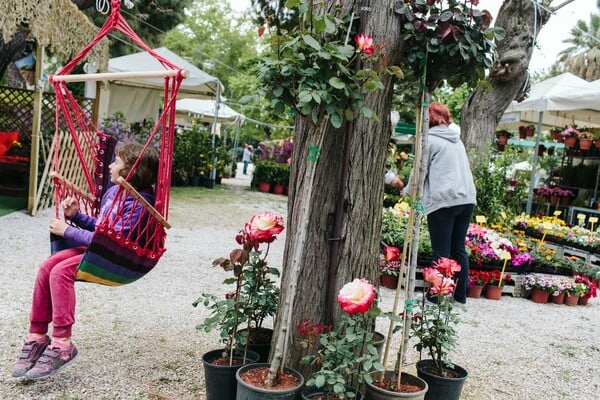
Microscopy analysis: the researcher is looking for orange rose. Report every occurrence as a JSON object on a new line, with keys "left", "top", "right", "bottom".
{"left": 337, "top": 278, "right": 375, "bottom": 315}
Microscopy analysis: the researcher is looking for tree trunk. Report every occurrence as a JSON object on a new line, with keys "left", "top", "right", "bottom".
{"left": 273, "top": 0, "right": 402, "bottom": 373}
{"left": 0, "top": 30, "right": 29, "bottom": 82}
{"left": 461, "top": 0, "right": 552, "bottom": 152}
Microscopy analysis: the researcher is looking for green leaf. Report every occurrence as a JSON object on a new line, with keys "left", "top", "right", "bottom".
{"left": 330, "top": 113, "right": 342, "bottom": 128}
{"left": 329, "top": 77, "right": 346, "bottom": 89}
{"left": 302, "top": 34, "right": 321, "bottom": 51}
{"left": 315, "top": 375, "right": 325, "bottom": 388}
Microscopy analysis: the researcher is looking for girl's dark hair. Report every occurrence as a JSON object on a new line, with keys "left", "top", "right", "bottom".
{"left": 429, "top": 102, "right": 451, "bottom": 127}
{"left": 117, "top": 143, "right": 159, "bottom": 190}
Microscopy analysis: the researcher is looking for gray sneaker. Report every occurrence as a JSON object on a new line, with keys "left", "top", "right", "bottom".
{"left": 24, "top": 344, "right": 78, "bottom": 380}
{"left": 12, "top": 336, "right": 51, "bottom": 377}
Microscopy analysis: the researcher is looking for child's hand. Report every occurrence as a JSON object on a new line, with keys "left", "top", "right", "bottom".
{"left": 62, "top": 197, "right": 79, "bottom": 218}
{"left": 49, "top": 218, "right": 69, "bottom": 237}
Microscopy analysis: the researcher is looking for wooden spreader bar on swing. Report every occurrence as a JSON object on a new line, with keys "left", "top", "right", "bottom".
{"left": 49, "top": 69, "right": 190, "bottom": 83}
{"left": 116, "top": 177, "right": 171, "bottom": 229}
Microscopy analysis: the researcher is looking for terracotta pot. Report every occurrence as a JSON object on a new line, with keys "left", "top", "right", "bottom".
{"left": 530, "top": 288, "right": 550, "bottom": 304}
{"left": 551, "top": 292, "right": 565, "bottom": 305}
{"left": 257, "top": 182, "right": 271, "bottom": 193}
{"left": 272, "top": 184, "right": 285, "bottom": 195}
{"left": 497, "top": 143, "right": 505, "bottom": 152}
{"left": 564, "top": 136, "right": 577, "bottom": 148}
{"left": 467, "top": 285, "right": 483, "bottom": 299}
{"left": 497, "top": 135, "right": 509, "bottom": 145}
{"left": 594, "top": 139, "right": 600, "bottom": 149}
{"left": 578, "top": 296, "right": 590, "bottom": 306}
{"left": 526, "top": 127, "right": 535, "bottom": 137}
{"left": 485, "top": 285, "right": 502, "bottom": 300}
{"left": 564, "top": 293, "right": 579, "bottom": 306}
{"left": 380, "top": 274, "right": 399, "bottom": 289}
{"left": 579, "top": 138, "right": 592, "bottom": 150}
{"left": 550, "top": 131, "right": 560, "bottom": 141}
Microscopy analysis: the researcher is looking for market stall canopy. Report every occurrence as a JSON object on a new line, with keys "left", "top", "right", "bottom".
{"left": 100, "top": 48, "right": 224, "bottom": 123}
{"left": 500, "top": 73, "right": 600, "bottom": 129}
{"left": 175, "top": 98, "right": 244, "bottom": 125}
{"left": 107, "top": 47, "right": 223, "bottom": 97}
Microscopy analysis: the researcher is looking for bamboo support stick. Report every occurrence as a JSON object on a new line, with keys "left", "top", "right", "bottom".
{"left": 117, "top": 177, "right": 171, "bottom": 229}
{"left": 50, "top": 69, "right": 189, "bottom": 83}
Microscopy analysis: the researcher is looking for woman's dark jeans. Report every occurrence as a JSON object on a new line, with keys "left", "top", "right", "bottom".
{"left": 427, "top": 203, "right": 475, "bottom": 304}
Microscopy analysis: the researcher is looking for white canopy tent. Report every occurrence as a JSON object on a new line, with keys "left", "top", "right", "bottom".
{"left": 97, "top": 47, "right": 224, "bottom": 123}
{"left": 175, "top": 98, "right": 244, "bottom": 126}
{"left": 500, "top": 73, "right": 600, "bottom": 129}
{"left": 499, "top": 73, "right": 600, "bottom": 214}
{"left": 175, "top": 98, "right": 245, "bottom": 179}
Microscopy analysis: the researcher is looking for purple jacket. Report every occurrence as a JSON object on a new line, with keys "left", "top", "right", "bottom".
{"left": 64, "top": 185, "right": 155, "bottom": 246}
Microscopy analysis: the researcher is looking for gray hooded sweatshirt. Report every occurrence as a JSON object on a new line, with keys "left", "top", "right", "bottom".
{"left": 403, "top": 124, "right": 477, "bottom": 215}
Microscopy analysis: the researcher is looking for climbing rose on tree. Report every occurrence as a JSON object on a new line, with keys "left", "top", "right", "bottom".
{"left": 237, "top": 211, "right": 284, "bottom": 245}
{"left": 354, "top": 34, "right": 374, "bottom": 54}
{"left": 337, "top": 278, "right": 376, "bottom": 314}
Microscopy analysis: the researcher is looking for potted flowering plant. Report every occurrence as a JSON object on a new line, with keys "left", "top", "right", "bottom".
{"left": 380, "top": 245, "right": 402, "bottom": 289}
{"left": 522, "top": 273, "right": 555, "bottom": 303}
{"left": 562, "top": 126, "right": 580, "bottom": 148}
{"left": 411, "top": 258, "right": 467, "bottom": 400}
{"left": 299, "top": 278, "right": 383, "bottom": 399}
{"left": 574, "top": 275, "right": 598, "bottom": 305}
{"left": 467, "top": 270, "right": 485, "bottom": 298}
{"left": 194, "top": 212, "right": 284, "bottom": 400}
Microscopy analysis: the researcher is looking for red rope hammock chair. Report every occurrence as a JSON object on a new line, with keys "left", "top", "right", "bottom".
{"left": 48, "top": 0, "right": 186, "bottom": 286}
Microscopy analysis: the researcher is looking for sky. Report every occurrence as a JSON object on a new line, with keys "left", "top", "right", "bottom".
{"left": 229, "top": 0, "right": 597, "bottom": 73}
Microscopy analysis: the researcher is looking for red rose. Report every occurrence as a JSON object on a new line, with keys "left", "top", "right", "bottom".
{"left": 383, "top": 245, "right": 401, "bottom": 262}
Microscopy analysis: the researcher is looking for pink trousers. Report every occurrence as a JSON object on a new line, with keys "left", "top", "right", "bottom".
{"left": 29, "top": 247, "right": 86, "bottom": 339}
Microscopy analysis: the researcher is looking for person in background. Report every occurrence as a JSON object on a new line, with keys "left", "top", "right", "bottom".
{"left": 384, "top": 169, "right": 404, "bottom": 189}
{"left": 242, "top": 144, "right": 253, "bottom": 175}
{"left": 401, "top": 102, "right": 476, "bottom": 304}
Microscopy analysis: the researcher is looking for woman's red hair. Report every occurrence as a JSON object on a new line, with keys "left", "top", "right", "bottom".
{"left": 429, "top": 102, "right": 451, "bottom": 127}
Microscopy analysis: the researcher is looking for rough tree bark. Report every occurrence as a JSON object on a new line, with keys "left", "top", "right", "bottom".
{"left": 272, "top": 1, "right": 403, "bottom": 373}
{"left": 461, "top": 0, "right": 556, "bottom": 152}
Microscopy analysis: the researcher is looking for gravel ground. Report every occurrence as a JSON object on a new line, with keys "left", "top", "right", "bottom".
{"left": 1, "top": 168, "right": 599, "bottom": 399}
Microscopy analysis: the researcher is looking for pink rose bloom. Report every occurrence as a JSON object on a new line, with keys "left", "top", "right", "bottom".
{"left": 354, "top": 34, "right": 374, "bottom": 55}
{"left": 422, "top": 267, "right": 443, "bottom": 286}
{"left": 243, "top": 211, "right": 284, "bottom": 243}
{"left": 384, "top": 245, "right": 401, "bottom": 262}
{"left": 434, "top": 257, "right": 461, "bottom": 277}
{"left": 429, "top": 277, "right": 456, "bottom": 296}
{"left": 337, "top": 278, "right": 375, "bottom": 314}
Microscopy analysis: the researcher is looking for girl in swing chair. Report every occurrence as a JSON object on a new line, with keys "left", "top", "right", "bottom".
{"left": 12, "top": 142, "right": 159, "bottom": 380}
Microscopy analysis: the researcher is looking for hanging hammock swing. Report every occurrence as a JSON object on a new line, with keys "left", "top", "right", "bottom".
{"left": 48, "top": 0, "right": 187, "bottom": 286}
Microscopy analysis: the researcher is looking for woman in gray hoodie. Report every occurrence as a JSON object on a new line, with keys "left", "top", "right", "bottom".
{"left": 402, "top": 102, "right": 476, "bottom": 303}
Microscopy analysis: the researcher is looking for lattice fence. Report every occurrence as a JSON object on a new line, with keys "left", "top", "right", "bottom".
{"left": 0, "top": 85, "right": 94, "bottom": 134}
{"left": 0, "top": 85, "right": 96, "bottom": 213}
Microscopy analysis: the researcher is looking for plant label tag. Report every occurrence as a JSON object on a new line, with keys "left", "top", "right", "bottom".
{"left": 499, "top": 250, "right": 511, "bottom": 261}
{"left": 589, "top": 217, "right": 598, "bottom": 224}
{"left": 542, "top": 222, "right": 552, "bottom": 230}
{"left": 475, "top": 215, "right": 486, "bottom": 224}
{"left": 553, "top": 210, "right": 561, "bottom": 217}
